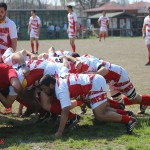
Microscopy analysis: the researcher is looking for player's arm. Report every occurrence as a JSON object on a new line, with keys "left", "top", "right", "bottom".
{"left": 98, "top": 19, "right": 101, "bottom": 26}
{"left": 19, "top": 49, "right": 37, "bottom": 60}
{"left": 55, "top": 105, "right": 70, "bottom": 138}
{"left": 142, "top": 23, "right": 146, "bottom": 38}
{"left": 11, "top": 38, "right": 17, "bottom": 52}
{"left": 0, "top": 93, "right": 17, "bottom": 108}
{"left": 97, "top": 66, "right": 109, "bottom": 76}
{"left": 28, "top": 23, "right": 31, "bottom": 35}
{"left": 38, "top": 53, "right": 49, "bottom": 60}
{"left": 0, "top": 86, "right": 18, "bottom": 108}
{"left": 9, "top": 22, "right": 18, "bottom": 51}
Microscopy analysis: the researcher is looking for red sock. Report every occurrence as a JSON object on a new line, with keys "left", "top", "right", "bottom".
{"left": 31, "top": 42, "right": 34, "bottom": 53}
{"left": 123, "top": 96, "right": 138, "bottom": 105}
{"left": 121, "top": 115, "right": 131, "bottom": 124}
{"left": 104, "top": 33, "right": 106, "bottom": 40}
{"left": 76, "top": 100, "right": 84, "bottom": 106}
{"left": 68, "top": 112, "right": 76, "bottom": 120}
{"left": 116, "top": 109, "right": 128, "bottom": 115}
{"left": 50, "top": 99, "right": 61, "bottom": 114}
{"left": 109, "top": 99, "right": 122, "bottom": 109}
{"left": 99, "top": 33, "right": 102, "bottom": 40}
{"left": 71, "top": 45, "right": 76, "bottom": 52}
{"left": 149, "top": 56, "right": 150, "bottom": 62}
{"left": 36, "top": 42, "right": 39, "bottom": 52}
{"left": 141, "top": 94, "right": 150, "bottom": 106}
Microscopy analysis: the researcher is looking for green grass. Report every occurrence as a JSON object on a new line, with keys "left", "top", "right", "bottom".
{"left": 0, "top": 108, "right": 150, "bottom": 150}
{"left": 0, "top": 38, "right": 150, "bottom": 150}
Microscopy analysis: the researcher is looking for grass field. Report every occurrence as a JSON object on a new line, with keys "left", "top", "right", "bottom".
{"left": 0, "top": 37, "right": 150, "bottom": 150}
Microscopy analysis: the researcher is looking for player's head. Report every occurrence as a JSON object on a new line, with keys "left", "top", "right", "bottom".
{"left": 67, "top": 5, "right": 73, "bottom": 13}
{"left": 102, "top": 10, "right": 106, "bottom": 16}
{"left": 71, "top": 52, "right": 80, "bottom": 58}
{"left": 39, "top": 75, "right": 56, "bottom": 96}
{"left": 48, "top": 47, "right": 57, "bottom": 57}
{"left": 31, "top": 10, "right": 36, "bottom": 16}
{"left": 0, "top": 2, "right": 7, "bottom": 21}
{"left": 148, "top": 7, "right": 150, "bottom": 16}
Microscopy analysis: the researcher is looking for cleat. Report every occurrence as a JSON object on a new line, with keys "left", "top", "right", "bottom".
{"left": 3, "top": 107, "right": 12, "bottom": 115}
{"left": 66, "top": 114, "right": 82, "bottom": 129}
{"left": 21, "top": 108, "right": 34, "bottom": 118}
{"left": 37, "top": 112, "right": 52, "bottom": 123}
{"left": 127, "top": 117, "right": 138, "bottom": 135}
{"left": 138, "top": 105, "right": 148, "bottom": 114}
{"left": 127, "top": 111, "right": 134, "bottom": 117}
{"left": 80, "top": 104, "right": 87, "bottom": 114}
{"left": 35, "top": 52, "right": 38, "bottom": 55}
{"left": 145, "top": 62, "right": 150, "bottom": 66}
{"left": 120, "top": 103, "right": 125, "bottom": 110}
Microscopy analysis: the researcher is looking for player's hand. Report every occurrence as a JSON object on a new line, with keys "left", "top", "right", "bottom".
{"left": 55, "top": 131, "right": 62, "bottom": 138}
{"left": 143, "top": 34, "right": 146, "bottom": 39}
{"left": 31, "top": 55, "right": 38, "bottom": 60}
{"left": 67, "top": 29, "right": 69, "bottom": 33}
{"left": 27, "top": 31, "right": 30, "bottom": 35}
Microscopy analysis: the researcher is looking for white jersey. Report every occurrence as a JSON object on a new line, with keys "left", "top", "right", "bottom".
{"left": 98, "top": 15, "right": 109, "bottom": 31}
{"left": 143, "top": 16, "right": 150, "bottom": 45}
{"left": 68, "top": 12, "right": 77, "bottom": 37}
{"left": 143, "top": 16, "right": 150, "bottom": 37}
{"left": 55, "top": 73, "right": 107, "bottom": 109}
{"left": 49, "top": 50, "right": 71, "bottom": 57}
{"left": 29, "top": 16, "right": 41, "bottom": 38}
{"left": 26, "top": 59, "right": 59, "bottom": 77}
{"left": 0, "top": 17, "right": 17, "bottom": 61}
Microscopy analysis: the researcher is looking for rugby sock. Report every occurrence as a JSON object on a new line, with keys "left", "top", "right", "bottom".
{"left": 109, "top": 99, "right": 122, "bottom": 109}
{"left": 36, "top": 42, "right": 39, "bottom": 52}
{"left": 76, "top": 100, "right": 84, "bottom": 106}
{"left": 71, "top": 45, "right": 76, "bottom": 52}
{"left": 123, "top": 96, "right": 138, "bottom": 105}
{"left": 104, "top": 33, "right": 106, "bottom": 40}
{"left": 141, "top": 94, "right": 150, "bottom": 106}
{"left": 31, "top": 42, "right": 34, "bottom": 53}
{"left": 99, "top": 33, "right": 102, "bottom": 41}
{"left": 68, "top": 112, "right": 76, "bottom": 120}
{"left": 116, "top": 109, "right": 128, "bottom": 115}
{"left": 149, "top": 56, "right": 150, "bottom": 62}
{"left": 121, "top": 115, "right": 131, "bottom": 124}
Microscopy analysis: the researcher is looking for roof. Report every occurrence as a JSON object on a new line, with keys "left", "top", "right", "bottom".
{"left": 84, "top": 2, "right": 137, "bottom": 12}
{"left": 88, "top": 12, "right": 133, "bottom": 19}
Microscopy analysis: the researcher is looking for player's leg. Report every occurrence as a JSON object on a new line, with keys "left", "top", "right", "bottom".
{"left": 99, "top": 30, "right": 103, "bottom": 41}
{"left": 145, "top": 44, "right": 150, "bottom": 65}
{"left": 30, "top": 38, "right": 34, "bottom": 53}
{"left": 103, "top": 31, "right": 107, "bottom": 40}
{"left": 70, "top": 38, "right": 76, "bottom": 52}
{"left": 35, "top": 38, "right": 39, "bottom": 54}
{"left": 90, "top": 75, "right": 137, "bottom": 134}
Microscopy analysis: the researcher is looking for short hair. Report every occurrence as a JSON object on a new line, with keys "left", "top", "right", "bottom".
{"left": 67, "top": 5, "right": 73, "bottom": 9}
{"left": 0, "top": 2, "right": 7, "bottom": 11}
{"left": 39, "top": 75, "right": 56, "bottom": 87}
{"left": 71, "top": 52, "right": 80, "bottom": 58}
{"left": 31, "top": 10, "right": 36, "bottom": 14}
{"left": 148, "top": 7, "right": 150, "bottom": 10}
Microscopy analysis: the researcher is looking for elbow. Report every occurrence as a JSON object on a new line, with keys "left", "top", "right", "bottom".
{"left": 62, "top": 106, "right": 70, "bottom": 115}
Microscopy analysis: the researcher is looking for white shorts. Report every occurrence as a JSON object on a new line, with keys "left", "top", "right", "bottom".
{"left": 89, "top": 75, "right": 107, "bottom": 109}
{"left": 109, "top": 68, "right": 136, "bottom": 99}
{"left": 145, "top": 36, "right": 150, "bottom": 45}
{"left": 2, "top": 48, "right": 14, "bottom": 66}
{"left": 68, "top": 34, "right": 76, "bottom": 39}
{"left": 30, "top": 30, "right": 39, "bottom": 39}
{"left": 100, "top": 27, "right": 107, "bottom": 32}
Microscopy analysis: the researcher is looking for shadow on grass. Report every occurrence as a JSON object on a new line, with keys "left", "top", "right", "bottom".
{"left": 0, "top": 114, "right": 149, "bottom": 148}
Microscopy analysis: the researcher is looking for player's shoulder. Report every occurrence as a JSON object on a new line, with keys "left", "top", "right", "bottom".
{"left": 5, "top": 17, "right": 16, "bottom": 26}
{"left": 144, "top": 16, "right": 149, "bottom": 21}
{"left": 36, "top": 15, "right": 41, "bottom": 20}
